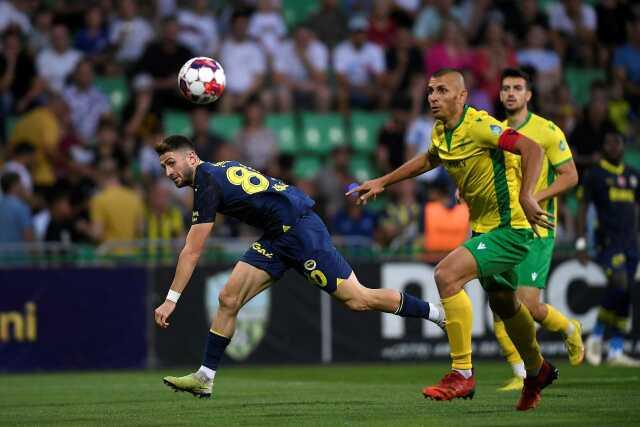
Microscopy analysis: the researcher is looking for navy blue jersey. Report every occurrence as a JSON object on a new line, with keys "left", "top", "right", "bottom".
{"left": 191, "top": 161, "right": 314, "bottom": 236}
{"left": 581, "top": 159, "right": 640, "bottom": 246}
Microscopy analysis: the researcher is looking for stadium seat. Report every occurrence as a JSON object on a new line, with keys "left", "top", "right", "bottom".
{"left": 5, "top": 115, "right": 19, "bottom": 139}
{"left": 209, "top": 114, "right": 242, "bottom": 141}
{"left": 624, "top": 146, "right": 640, "bottom": 170}
{"left": 163, "top": 111, "right": 192, "bottom": 136}
{"left": 266, "top": 113, "right": 298, "bottom": 154}
{"left": 94, "top": 76, "right": 129, "bottom": 115}
{"left": 349, "top": 155, "right": 377, "bottom": 183}
{"left": 282, "top": 0, "right": 318, "bottom": 28}
{"left": 301, "top": 112, "right": 346, "bottom": 155}
{"left": 293, "top": 155, "right": 322, "bottom": 180}
{"left": 565, "top": 67, "right": 606, "bottom": 107}
{"left": 350, "top": 111, "right": 388, "bottom": 154}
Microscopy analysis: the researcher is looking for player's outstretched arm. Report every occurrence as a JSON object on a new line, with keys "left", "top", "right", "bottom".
{"left": 154, "top": 222, "right": 214, "bottom": 328}
{"left": 535, "top": 161, "right": 579, "bottom": 203}
{"left": 346, "top": 152, "right": 439, "bottom": 204}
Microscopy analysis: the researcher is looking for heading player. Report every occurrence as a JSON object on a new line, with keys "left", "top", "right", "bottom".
{"left": 493, "top": 68, "right": 583, "bottom": 392}
{"left": 153, "top": 135, "right": 445, "bottom": 398}
{"left": 350, "top": 68, "right": 556, "bottom": 411}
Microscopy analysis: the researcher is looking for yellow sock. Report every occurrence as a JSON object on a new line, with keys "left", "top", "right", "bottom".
{"left": 502, "top": 305, "right": 543, "bottom": 374}
{"left": 494, "top": 319, "right": 523, "bottom": 365}
{"left": 540, "top": 304, "right": 570, "bottom": 335}
{"left": 441, "top": 290, "right": 473, "bottom": 370}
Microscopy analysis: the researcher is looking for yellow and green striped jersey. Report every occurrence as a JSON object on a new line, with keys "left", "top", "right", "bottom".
{"left": 503, "top": 112, "right": 573, "bottom": 238}
{"left": 429, "top": 105, "right": 530, "bottom": 233}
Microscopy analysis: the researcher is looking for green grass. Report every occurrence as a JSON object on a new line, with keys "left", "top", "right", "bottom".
{"left": 1, "top": 362, "right": 639, "bottom": 426}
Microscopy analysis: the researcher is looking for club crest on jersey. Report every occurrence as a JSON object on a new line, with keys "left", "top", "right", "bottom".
{"left": 559, "top": 140, "right": 567, "bottom": 151}
{"left": 490, "top": 125, "right": 502, "bottom": 136}
{"left": 304, "top": 259, "right": 317, "bottom": 271}
{"left": 206, "top": 270, "right": 270, "bottom": 361}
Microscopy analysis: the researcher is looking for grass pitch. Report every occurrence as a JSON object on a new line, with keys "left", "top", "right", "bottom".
{"left": 1, "top": 361, "right": 639, "bottom": 426}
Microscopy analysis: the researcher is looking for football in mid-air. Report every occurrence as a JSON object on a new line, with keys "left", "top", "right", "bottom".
{"left": 178, "top": 57, "right": 226, "bottom": 104}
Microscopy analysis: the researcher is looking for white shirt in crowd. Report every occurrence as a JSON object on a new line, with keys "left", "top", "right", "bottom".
{"left": 248, "top": 11, "right": 287, "bottom": 56}
{"left": 62, "top": 85, "right": 111, "bottom": 143}
{"left": 274, "top": 39, "right": 328, "bottom": 82}
{"left": 219, "top": 38, "right": 266, "bottom": 93}
{"left": 36, "top": 48, "right": 82, "bottom": 93}
{"left": 0, "top": 1, "right": 31, "bottom": 34}
{"left": 517, "top": 48, "right": 561, "bottom": 73}
{"left": 177, "top": 9, "right": 219, "bottom": 56}
{"left": 2, "top": 161, "right": 32, "bottom": 195}
{"left": 547, "top": 2, "right": 596, "bottom": 35}
{"left": 110, "top": 17, "right": 154, "bottom": 63}
{"left": 405, "top": 115, "right": 442, "bottom": 182}
{"left": 333, "top": 41, "right": 385, "bottom": 86}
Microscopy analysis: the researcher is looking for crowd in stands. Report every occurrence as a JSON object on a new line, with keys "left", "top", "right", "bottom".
{"left": 0, "top": 0, "right": 639, "bottom": 256}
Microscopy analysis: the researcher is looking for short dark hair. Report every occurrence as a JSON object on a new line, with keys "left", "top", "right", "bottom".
{"left": 12, "top": 141, "right": 35, "bottom": 157}
{"left": 500, "top": 68, "right": 532, "bottom": 90}
{"left": 431, "top": 68, "right": 464, "bottom": 79}
{"left": 155, "top": 135, "right": 195, "bottom": 155}
{"left": 1, "top": 172, "right": 20, "bottom": 194}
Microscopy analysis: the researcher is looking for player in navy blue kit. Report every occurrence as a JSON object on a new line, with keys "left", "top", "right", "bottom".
{"left": 153, "top": 135, "right": 445, "bottom": 397}
{"left": 577, "top": 132, "right": 640, "bottom": 367}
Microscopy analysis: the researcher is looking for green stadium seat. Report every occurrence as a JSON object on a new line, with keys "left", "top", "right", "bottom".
{"left": 282, "top": 0, "right": 318, "bottom": 28}
{"left": 624, "top": 146, "right": 640, "bottom": 170}
{"left": 5, "top": 115, "right": 19, "bottom": 139}
{"left": 266, "top": 113, "right": 298, "bottom": 154}
{"left": 565, "top": 67, "right": 606, "bottom": 107}
{"left": 209, "top": 114, "right": 242, "bottom": 141}
{"left": 293, "top": 155, "right": 322, "bottom": 180}
{"left": 350, "top": 111, "right": 388, "bottom": 154}
{"left": 301, "top": 112, "right": 346, "bottom": 155}
{"left": 163, "top": 110, "right": 192, "bottom": 135}
{"left": 349, "top": 156, "right": 377, "bottom": 183}
{"left": 94, "top": 76, "right": 129, "bottom": 114}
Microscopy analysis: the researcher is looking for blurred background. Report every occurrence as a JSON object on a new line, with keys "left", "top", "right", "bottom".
{"left": 1, "top": 0, "right": 639, "bottom": 371}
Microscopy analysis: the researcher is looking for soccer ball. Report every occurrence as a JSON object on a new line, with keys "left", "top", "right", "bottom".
{"left": 178, "top": 57, "right": 226, "bottom": 104}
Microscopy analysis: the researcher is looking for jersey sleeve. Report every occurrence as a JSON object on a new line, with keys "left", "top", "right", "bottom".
{"left": 545, "top": 126, "right": 573, "bottom": 168}
{"left": 469, "top": 114, "right": 510, "bottom": 150}
{"left": 192, "top": 174, "right": 221, "bottom": 225}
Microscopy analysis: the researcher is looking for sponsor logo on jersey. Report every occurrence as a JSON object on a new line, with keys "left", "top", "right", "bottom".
{"left": 252, "top": 242, "right": 273, "bottom": 258}
{"left": 531, "top": 272, "right": 538, "bottom": 281}
{"left": 445, "top": 159, "right": 467, "bottom": 168}
{"left": 559, "top": 140, "right": 567, "bottom": 151}
{"left": 192, "top": 211, "right": 199, "bottom": 223}
{"left": 477, "top": 242, "right": 487, "bottom": 250}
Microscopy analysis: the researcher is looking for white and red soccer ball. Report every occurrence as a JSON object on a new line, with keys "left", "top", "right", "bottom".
{"left": 178, "top": 57, "right": 226, "bottom": 104}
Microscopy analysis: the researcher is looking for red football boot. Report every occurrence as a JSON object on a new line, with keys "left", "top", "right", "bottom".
{"left": 516, "top": 360, "right": 559, "bottom": 411}
{"left": 422, "top": 370, "right": 476, "bottom": 401}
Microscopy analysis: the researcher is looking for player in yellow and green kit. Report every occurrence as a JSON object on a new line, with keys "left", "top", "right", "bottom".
{"left": 349, "top": 68, "right": 557, "bottom": 411}
{"left": 493, "top": 68, "right": 584, "bottom": 392}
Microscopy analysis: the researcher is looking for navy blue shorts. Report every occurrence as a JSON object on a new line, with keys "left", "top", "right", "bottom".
{"left": 597, "top": 242, "right": 639, "bottom": 284}
{"left": 239, "top": 211, "right": 353, "bottom": 293}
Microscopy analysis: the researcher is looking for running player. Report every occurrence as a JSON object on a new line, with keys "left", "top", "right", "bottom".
{"left": 493, "top": 68, "right": 583, "bottom": 391}
{"left": 349, "top": 68, "right": 556, "bottom": 411}
{"left": 153, "top": 135, "right": 446, "bottom": 398}
{"left": 578, "top": 132, "right": 640, "bottom": 367}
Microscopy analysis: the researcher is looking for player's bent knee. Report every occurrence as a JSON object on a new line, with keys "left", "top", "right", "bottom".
{"left": 218, "top": 289, "right": 241, "bottom": 314}
{"left": 434, "top": 265, "right": 458, "bottom": 294}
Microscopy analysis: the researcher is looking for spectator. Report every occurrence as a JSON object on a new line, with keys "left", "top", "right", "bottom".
{"left": 9, "top": 94, "right": 69, "bottom": 189}
{"left": 424, "top": 18, "right": 473, "bottom": 79}
{"left": 234, "top": 100, "right": 278, "bottom": 172}
{"left": 134, "top": 16, "right": 193, "bottom": 112}
{"left": 413, "top": 0, "right": 466, "bottom": 47}
{"left": 74, "top": 6, "right": 110, "bottom": 59}
{"left": 378, "top": 179, "right": 421, "bottom": 248}
{"left": 190, "top": 108, "right": 229, "bottom": 161}
{"left": 383, "top": 25, "right": 424, "bottom": 114}
{"left": 110, "top": 0, "right": 154, "bottom": 66}
{"left": 367, "top": 0, "right": 396, "bottom": 48}
{"left": 376, "top": 96, "right": 412, "bottom": 173}
{"left": 145, "top": 181, "right": 185, "bottom": 257}
{"left": 177, "top": 0, "right": 219, "bottom": 56}
{"left": 332, "top": 195, "right": 379, "bottom": 240}
{"left": 334, "top": 15, "right": 386, "bottom": 111}
{"left": 63, "top": 59, "right": 112, "bottom": 144}
{"left": 306, "top": 0, "right": 348, "bottom": 49}
{"left": 219, "top": 12, "right": 266, "bottom": 113}
{"left": 596, "top": 0, "right": 632, "bottom": 48}
{"left": 314, "top": 145, "right": 353, "bottom": 221}
{"left": 548, "top": 0, "right": 597, "bottom": 63}
{"left": 405, "top": 108, "right": 446, "bottom": 192}
{"left": 1, "top": 141, "right": 35, "bottom": 196}
{"left": 44, "top": 189, "right": 90, "bottom": 243}
{"left": 613, "top": 16, "right": 640, "bottom": 112}
{"left": 500, "top": 0, "right": 549, "bottom": 43}
{"left": 569, "top": 82, "right": 617, "bottom": 178}
{"left": 248, "top": 0, "right": 287, "bottom": 58}
{"left": 89, "top": 159, "right": 145, "bottom": 246}
{"left": 36, "top": 24, "right": 82, "bottom": 93}
{"left": 0, "top": 0, "right": 31, "bottom": 35}
{"left": 0, "top": 172, "right": 33, "bottom": 243}
{"left": 423, "top": 179, "right": 469, "bottom": 255}
{"left": 272, "top": 25, "right": 330, "bottom": 111}
{"left": 0, "top": 28, "right": 43, "bottom": 114}
{"left": 517, "top": 25, "right": 562, "bottom": 99}
{"left": 93, "top": 119, "right": 128, "bottom": 172}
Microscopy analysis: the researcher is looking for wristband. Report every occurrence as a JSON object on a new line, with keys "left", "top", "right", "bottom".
{"left": 166, "top": 290, "right": 181, "bottom": 303}
{"left": 575, "top": 237, "right": 587, "bottom": 251}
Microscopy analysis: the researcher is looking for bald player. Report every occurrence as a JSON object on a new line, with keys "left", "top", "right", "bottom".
{"left": 349, "top": 68, "right": 556, "bottom": 411}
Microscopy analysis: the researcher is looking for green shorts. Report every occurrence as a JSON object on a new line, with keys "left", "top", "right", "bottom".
{"left": 463, "top": 227, "right": 535, "bottom": 291}
{"left": 515, "top": 237, "right": 554, "bottom": 289}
